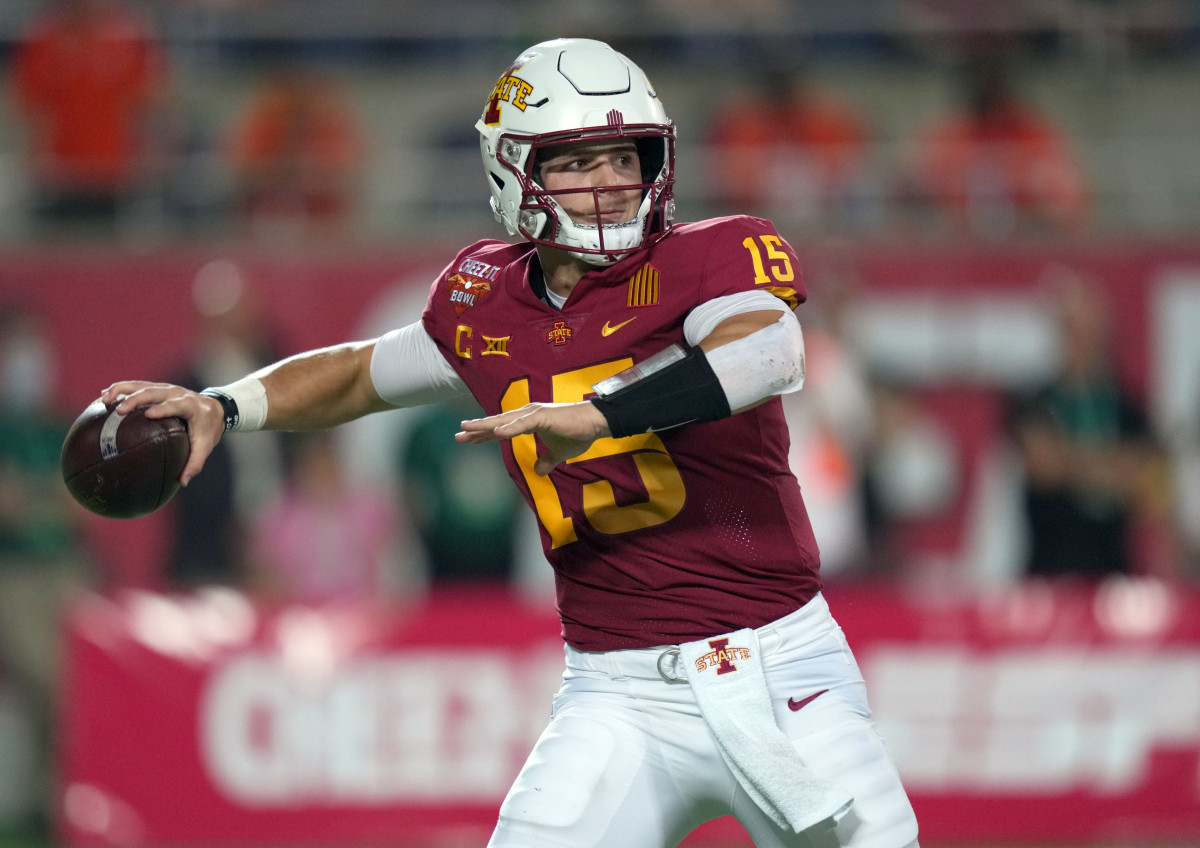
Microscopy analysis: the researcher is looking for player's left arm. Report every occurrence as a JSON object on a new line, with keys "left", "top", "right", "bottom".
{"left": 456, "top": 293, "right": 803, "bottom": 475}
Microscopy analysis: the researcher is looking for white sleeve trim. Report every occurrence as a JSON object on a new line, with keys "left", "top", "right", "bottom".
{"left": 369, "top": 321, "right": 471, "bottom": 408}
{"left": 682, "top": 289, "right": 791, "bottom": 347}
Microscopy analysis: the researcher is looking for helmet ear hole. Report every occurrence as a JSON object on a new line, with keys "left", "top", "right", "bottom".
{"left": 489, "top": 173, "right": 506, "bottom": 191}
{"left": 635, "top": 137, "right": 666, "bottom": 184}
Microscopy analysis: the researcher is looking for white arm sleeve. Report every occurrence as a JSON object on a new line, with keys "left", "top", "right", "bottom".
{"left": 682, "top": 289, "right": 790, "bottom": 345}
{"left": 683, "top": 290, "right": 806, "bottom": 411}
{"left": 369, "top": 321, "right": 472, "bottom": 408}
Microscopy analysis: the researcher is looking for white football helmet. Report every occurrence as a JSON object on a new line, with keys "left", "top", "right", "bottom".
{"left": 477, "top": 38, "right": 676, "bottom": 265}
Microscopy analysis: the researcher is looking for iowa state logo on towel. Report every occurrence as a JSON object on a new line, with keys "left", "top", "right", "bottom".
{"left": 694, "top": 638, "right": 751, "bottom": 675}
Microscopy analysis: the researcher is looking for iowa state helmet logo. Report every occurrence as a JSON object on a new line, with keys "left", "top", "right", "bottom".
{"left": 482, "top": 57, "right": 534, "bottom": 126}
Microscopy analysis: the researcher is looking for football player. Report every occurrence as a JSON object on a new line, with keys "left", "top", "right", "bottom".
{"left": 103, "top": 38, "right": 919, "bottom": 848}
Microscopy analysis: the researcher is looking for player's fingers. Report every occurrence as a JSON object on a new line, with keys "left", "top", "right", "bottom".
{"left": 454, "top": 428, "right": 499, "bottom": 444}
{"left": 178, "top": 398, "right": 227, "bottom": 486}
{"left": 457, "top": 406, "right": 543, "bottom": 442}
{"left": 104, "top": 383, "right": 179, "bottom": 414}
{"left": 109, "top": 387, "right": 209, "bottom": 430}
{"left": 180, "top": 431, "right": 220, "bottom": 487}
{"left": 454, "top": 419, "right": 533, "bottom": 444}
{"left": 533, "top": 452, "right": 562, "bottom": 476}
{"left": 458, "top": 406, "right": 528, "bottom": 432}
{"left": 491, "top": 412, "right": 543, "bottom": 439}
{"left": 99, "top": 380, "right": 144, "bottom": 402}
{"left": 101, "top": 380, "right": 169, "bottom": 406}
{"left": 138, "top": 391, "right": 206, "bottom": 420}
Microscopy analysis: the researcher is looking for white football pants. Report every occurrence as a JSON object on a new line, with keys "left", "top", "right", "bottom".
{"left": 487, "top": 594, "right": 919, "bottom": 848}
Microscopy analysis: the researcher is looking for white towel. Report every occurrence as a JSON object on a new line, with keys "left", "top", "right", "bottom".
{"left": 677, "top": 628, "right": 854, "bottom": 833}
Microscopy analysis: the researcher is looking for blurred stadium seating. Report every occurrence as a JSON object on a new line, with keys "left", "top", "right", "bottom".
{"left": 1, "top": 0, "right": 1200, "bottom": 244}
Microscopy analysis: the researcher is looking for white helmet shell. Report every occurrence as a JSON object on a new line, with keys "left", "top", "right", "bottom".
{"left": 476, "top": 38, "right": 676, "bottom": 265}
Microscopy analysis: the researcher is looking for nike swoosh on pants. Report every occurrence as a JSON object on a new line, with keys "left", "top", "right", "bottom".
{"left": 787, "top": 688, "right": 829, "bottom": 712}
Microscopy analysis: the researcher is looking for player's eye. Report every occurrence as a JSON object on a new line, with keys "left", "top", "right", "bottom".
{"left": 543, "top": 155, "right": 586, "bottom": 172}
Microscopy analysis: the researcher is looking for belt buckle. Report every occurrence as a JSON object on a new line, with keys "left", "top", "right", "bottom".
{"left": 656, "top": 647, "right": 687, "bottom": 684}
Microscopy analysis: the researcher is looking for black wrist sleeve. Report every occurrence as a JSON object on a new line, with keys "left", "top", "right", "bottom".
{"left": 589, "top": 344, "right": 731, "bottom": 438}
{"left": 200, "top": 388, "right": 240, "bottom": 432}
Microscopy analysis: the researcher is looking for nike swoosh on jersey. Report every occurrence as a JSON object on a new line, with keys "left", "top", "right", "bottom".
{"left": 787, "top": 688, "right": 829, "bottom": 712}
{"left": 601, "top": 317, "right": 636, "bottom": 336}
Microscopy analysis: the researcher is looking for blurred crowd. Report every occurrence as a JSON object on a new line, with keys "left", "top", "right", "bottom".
{"left": 3, "top": 0, "right": 1200, "bottom": 842}
{"left": 0, "top": 0, "right": 1162, "bottom": 246}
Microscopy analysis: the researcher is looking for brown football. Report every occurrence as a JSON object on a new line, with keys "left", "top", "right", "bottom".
{"left": 60, "top": 399, "right": 190, "bottom": 519}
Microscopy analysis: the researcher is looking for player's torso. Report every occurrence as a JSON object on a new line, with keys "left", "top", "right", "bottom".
{"left": 422, "top": 219, "right": 821, "bottom": 650}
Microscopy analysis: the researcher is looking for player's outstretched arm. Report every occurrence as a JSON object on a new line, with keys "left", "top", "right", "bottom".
{"left": 102, "top": 340, "right": 392, "bottom": 485}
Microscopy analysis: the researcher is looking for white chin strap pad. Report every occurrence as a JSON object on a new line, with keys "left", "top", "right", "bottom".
{"left": 553, "top": 193, "right": 653, "bottom": 264}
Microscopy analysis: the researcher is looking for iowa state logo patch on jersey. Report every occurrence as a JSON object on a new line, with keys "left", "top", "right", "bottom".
{"left": 446, "top": 258, "right": 501, "bottom": 316}
{"left": 547, "top": 321, "right": 572, "bottom": 345}
{"left": 532, "top": 315, "right": 586, "bottom": 349}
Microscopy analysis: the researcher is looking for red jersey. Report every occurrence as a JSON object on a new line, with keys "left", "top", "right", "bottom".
{"left": 421, "top": 215, "right": 822, "bottom": 650}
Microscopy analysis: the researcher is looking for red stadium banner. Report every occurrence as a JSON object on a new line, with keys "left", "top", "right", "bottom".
{"left": 58, "top": 581, "right": 1200, "bottom": 847}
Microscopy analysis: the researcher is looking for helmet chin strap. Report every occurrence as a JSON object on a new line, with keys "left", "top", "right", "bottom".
{"left": 549, "top": 191, "right": 654, "bottom": 265}
{"left": 568, "top": 220, "right": 643, "bottom": 266}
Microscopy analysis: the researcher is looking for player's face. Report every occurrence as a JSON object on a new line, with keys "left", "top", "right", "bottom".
{"left": 538, "top": 140, "right": 643, "bottom": 226}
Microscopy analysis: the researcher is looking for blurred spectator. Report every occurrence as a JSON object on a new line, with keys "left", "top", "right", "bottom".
{"left": 1169, "top": 420, "right": 1200, "bottom": 582}
{"left": 901, "top": 57, "right": 1090, "bottom": 239}
{"left": 398, "top": 398, "right": 525, "bottom": 585}
{"left": 0, "top": 304, "right": 91, "bottom": 836}
{"left": 249, "top": 430, "right": 414, "bottom": 604}
{"left": 781, "top": 270, "right": 960, "bottom": 583}
{"left": 860, "top": 379, "right": 961, "bottom": 582}
{"left": 9, "top": 0, "right": 168, "bottom": 235}
{"left": 1007, "top": 269, "right": 1159, "bottom": 580}
{"left": 706, "top": 64, "right": 875, "bottom": 230}
{"left": 165, "top": 259, "right": 284, "bottom": 590}
{"left": 228, "top": 67, "right": 366, "bottom": 242}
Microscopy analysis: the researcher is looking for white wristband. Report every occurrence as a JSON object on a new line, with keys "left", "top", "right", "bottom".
{"left": 215, "top": 376, "right": 268, "bottom": 432}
